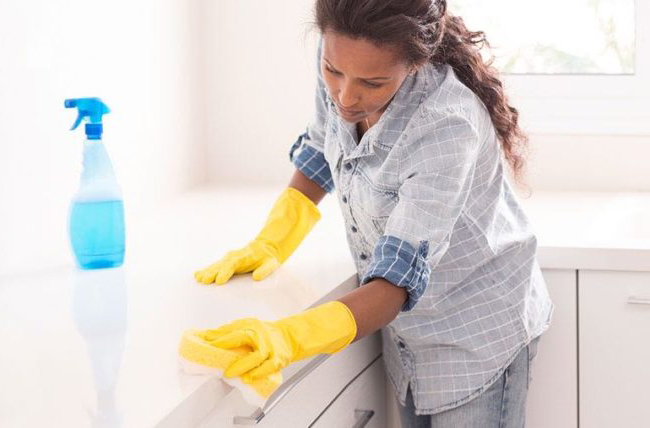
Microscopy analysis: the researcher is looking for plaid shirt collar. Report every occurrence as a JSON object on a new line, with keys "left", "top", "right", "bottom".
{"left": 325, "top": 62, "right": 440, "bottom": 161}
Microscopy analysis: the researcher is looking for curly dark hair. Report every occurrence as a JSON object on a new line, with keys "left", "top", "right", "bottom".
{"left": 311, "top": 0, "right": 531, "bottom": 191}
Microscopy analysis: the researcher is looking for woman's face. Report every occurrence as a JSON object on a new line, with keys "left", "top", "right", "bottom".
{"left": 321, "top": 30, "right": 414, "bottom": 123}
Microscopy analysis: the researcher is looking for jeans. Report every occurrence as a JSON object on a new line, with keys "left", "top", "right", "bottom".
{"left": 397, "top": 335, "right": 541, "bottom": 428}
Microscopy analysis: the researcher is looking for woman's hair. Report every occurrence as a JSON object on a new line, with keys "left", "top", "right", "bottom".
{"left": 312, "top": 0, "right": 531, "bottom": 191}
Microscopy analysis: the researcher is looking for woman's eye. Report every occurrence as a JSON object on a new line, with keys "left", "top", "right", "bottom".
{"left": 325, "top": 66, "right": 382, "bottom": 89}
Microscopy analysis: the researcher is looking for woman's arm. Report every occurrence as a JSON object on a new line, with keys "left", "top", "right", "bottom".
{"left": 288, "top": 168, "right": 327, "bottom": 206}
{"left": 289, "top": 168, "right": 405, "bottom": 341}
{"left": 291, "top": 168, "right": 406, "bottom": 340}
{"left": 338, "top": 278, "right": 407, "bottom": 341}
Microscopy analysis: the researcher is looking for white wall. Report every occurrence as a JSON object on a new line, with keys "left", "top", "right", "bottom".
{"left": 200, "top": 0, "right": 650, "bottom": 194}
{"left": 2, "top": 0, "right": 648, "bottom": 277}
{"left": 0, "top": 0, "right": 206, "bottom": 276}
{"left": 201, "top": 0, "right": 319, "bottom": 187}
{"left": 526, "top": 134, "right": 650, "bottom": 192}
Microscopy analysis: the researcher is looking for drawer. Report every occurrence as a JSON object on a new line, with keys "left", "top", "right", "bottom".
{"left": 578, "top": 270, "right": 650, "bottom": 428}
{"left": 194, "top": 273, "right": 383, "bottom": 428}
{"left": 194, "top": 332, "right": 382, "bottom": 427}
{"left": 310, "top": 356, "right": 387, "bottom": 428}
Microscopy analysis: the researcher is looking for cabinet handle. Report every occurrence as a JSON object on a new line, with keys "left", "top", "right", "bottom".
{"left": 233, "top": 354, "right": 330, "bottom": 425}
{"left": 351, "top": 409, "right": 375, "bottom": 428}
{"left": 627, "top": 295, "right": 650, "bottom": 305}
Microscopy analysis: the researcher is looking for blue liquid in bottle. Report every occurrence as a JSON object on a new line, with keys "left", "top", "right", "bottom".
{"left": 69, "top": 200, "right": 125, "bottom": 269}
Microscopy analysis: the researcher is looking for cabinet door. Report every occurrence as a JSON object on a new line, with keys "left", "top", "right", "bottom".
{"left": 579, "top": 270, "right": 650, "bottom": 428}
{"left": 310, "top": 356, "right": 387, "bottom": 428}
{"left": 526, "top": 269, "right": 578, "bottom": 428}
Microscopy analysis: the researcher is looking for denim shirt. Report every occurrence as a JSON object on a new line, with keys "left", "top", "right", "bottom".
{"left": 288, "top": 38, "right": 554, "bottom": 415}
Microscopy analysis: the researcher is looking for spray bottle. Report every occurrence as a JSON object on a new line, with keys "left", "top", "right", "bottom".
{"left": 65, "top": 97, "right": 125, "bottom": 269}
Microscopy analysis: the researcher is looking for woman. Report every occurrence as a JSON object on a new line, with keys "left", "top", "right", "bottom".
{"left": 188, "top": 0, "right": 554, "bottom": 426}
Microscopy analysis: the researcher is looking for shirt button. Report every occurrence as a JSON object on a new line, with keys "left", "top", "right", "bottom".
{"left": 344, "top": 162, "right": 352, "bottom": 171}
{"left": 342, "top": 195, "right": 347, "bottom": 203}
{"left": 351, "top": 225, "right": 357, "bottom": 233}
{"left": 360, "top": 253, "right": 367, "bottom": 260}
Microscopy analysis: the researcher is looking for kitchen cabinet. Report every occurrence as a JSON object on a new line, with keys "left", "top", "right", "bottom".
{"left": 194, "top": 333, "right": 382, "bottom": 427}
{"left": 525, "top": 269, "right": 578, "bottom": 428}
{"left": 578, "top": 270, "right": 650, "bottom": 428}
{"left": 193, "top": 269, "right": 649, "bottom": 428}
{"left": 526, "top": 268, "right": 650, "bottom": 428}
{"left": 194, "top": 274, "right": 385, "bottom": 428}
{"left": 310, "top": 356, "right": 386, "bottom": 428}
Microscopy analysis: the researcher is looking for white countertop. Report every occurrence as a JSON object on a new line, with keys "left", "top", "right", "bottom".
{"left": 0, "top": 186, "right": 355, "bottom": 428}
{"left": 1, "top": 185, "right": 649, "bottom": 427}
{"left": 519, "top": 191, "right": 650, "bottom": 271}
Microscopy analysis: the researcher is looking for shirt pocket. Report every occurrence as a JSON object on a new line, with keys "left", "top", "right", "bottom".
{"left": 349, "top": 174, "right": 398, "bottom": 239}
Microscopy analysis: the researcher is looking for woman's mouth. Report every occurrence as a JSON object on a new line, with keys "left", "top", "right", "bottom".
{"left": 336, "top": 104, "right": 363, "bottom": 119}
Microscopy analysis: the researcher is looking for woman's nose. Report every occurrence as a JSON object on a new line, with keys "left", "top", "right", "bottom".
{"left": 338, "top": 84, "right": 359, "bottom": 108}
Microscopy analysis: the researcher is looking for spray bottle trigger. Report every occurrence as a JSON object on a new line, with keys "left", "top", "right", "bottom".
{"left": 71, "top": 113, "right": 84, "bottom": 131}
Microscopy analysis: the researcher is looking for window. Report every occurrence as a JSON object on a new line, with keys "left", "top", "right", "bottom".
{"left": 449, "top": 0, "right": 634, "bottom": 74}
{"left": 448, "top": 0, "right": 648, "bottom": 135}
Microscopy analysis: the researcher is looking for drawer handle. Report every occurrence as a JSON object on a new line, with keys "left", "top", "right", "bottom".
{"left": 351, "top": 409, "right": 375, "bottom": 428}
{"left": 233, "top": 273, "right": 360, "bottom": 426}
{"left": 233, "top": 354, "right": 330, "bottom": 425}
{"left": 627, "top": 295, "right": 650, "bottom": 305}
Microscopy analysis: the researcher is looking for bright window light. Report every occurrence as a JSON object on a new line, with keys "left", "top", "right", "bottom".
{"left": 448, "top": 0, "right": 635, "bottom": 74}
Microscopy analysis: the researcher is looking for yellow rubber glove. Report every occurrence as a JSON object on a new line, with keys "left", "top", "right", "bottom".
{"left": 194, "top": 187, "right": 321, "bottom": 285}
{"left": 178, "top": 329, "right": 283, "bottom": 401}
{"left": 193, "top": 300, "right": 357, "bottom": 382}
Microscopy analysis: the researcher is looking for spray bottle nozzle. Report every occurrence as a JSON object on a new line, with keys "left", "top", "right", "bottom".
{"left": 64, "top": 97, "right": 111, "bottom": 139}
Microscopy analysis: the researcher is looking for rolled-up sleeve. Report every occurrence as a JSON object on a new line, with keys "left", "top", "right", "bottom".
{"left": 289, "top": 131, "right": 334, "bottom": 193}
{"left": 288, "top": 36, "right": 334, "bottom": 193}
{"left": 360, "top": 235, "right": 431, "bottom": 311}
{"left": 360, "top": 109, "right": 481, "bottom": 311}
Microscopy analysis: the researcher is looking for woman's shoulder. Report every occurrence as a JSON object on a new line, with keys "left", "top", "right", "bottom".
{"left": 418, "top": 63, "right": 488, "bottom": 129}
{"left": 394, "top": 65, "right": 488, "bottom": 162}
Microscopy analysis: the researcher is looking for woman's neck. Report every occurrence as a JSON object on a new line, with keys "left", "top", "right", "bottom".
{"left": 357, "top": 114, "right": 374, "bottom": 137}
{"left": 356, "top": 119, "right": 370, "bottom": 143}
{"left": 355, "top": 107, "right": 387, "bottom": 143}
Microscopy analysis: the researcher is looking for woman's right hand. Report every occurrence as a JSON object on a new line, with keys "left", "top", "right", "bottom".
{"left": 194, "top": 186, "right": 321, "bottom": 285}
{"left": 194, "top": 240, "right": 282, "bottom": 285}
